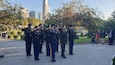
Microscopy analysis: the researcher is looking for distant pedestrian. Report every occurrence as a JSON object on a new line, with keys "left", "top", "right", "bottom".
{"left": 101, "top": 30, "right": 106, "bottom": 44}
{"left": 108, "top": 29, "right": 114, "bottom": 45}
{"left": 91, "top": 32, "right": 95, "bottom": 43}
{"left": 95, "top": 31, "right": 100, "bottom": 44}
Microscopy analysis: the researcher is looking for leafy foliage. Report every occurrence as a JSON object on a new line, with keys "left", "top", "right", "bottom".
{"left": 0, "top": 0, "right": 22, "bottom": 31}
{"left": 28, "top": 17, "right": 42, "bottom": 26}
{"left": 46, "top": 0, "right": 103, "bottom": 32}
{"left": 103, "top": 10, "right": 115, "bottom": 31}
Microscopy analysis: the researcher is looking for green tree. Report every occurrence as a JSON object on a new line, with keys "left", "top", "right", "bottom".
{"left": 46, "top": 0, "right": 103, "bottom": 31}
{"left": 23, "top": 18, "right": 28, "bottom": 26}
{"left": 0, "top": 0, "right": 23, "bottom": 31}
{"left": 103, "top": 11, "right": 115, "bottom": 31}
{"left": 28, "top": 17, "right": 42, "bottom": 26}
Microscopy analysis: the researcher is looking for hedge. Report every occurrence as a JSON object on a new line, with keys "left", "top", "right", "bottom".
{"left": 8, "top": 30, "right": 24, "bottom": 40}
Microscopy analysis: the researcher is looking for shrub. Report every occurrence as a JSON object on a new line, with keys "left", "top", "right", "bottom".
{"left": 17, "top": 31, "right": 22, "bottom": 35}
{"left": 8, "top": 34, "right": 14, "bottom": 39}
{"left": 14, "top": 35, "right": 21, "bottom": 40}
{"left": 21, "top": 35, "right": 25, "bottom": 40}
{"left": 11, "top": 30, "right": 17, "bottom": 35}
{"left": 7, "top": 30, "right": 24, "bottom": 40}
{"left": 7, "top": 31, "right": 11, "bottom": 35}
{"left": 17, "top": 30, "right": 24, "bottom": 35}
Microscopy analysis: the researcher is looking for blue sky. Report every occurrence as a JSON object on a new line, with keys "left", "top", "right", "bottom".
{"left": 8, "top": 0, "right": 115, "bottom": 19}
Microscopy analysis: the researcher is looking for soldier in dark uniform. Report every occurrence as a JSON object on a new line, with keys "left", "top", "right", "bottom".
{"left": 22, "top": 24, "right": 32, "bottom": 56}
{"left": 55, "top": 26, "right": 60, "bottom": 52}
{"left": 32, "top": 26, "right": 40, "bottom": 60}
{"left": 49, "top": 24, "right": 56, "bottom": 62}
{"left": 38, "top": 24, "right": 44, "bottom": 53}
{"left": 45, "top": 25, "right": 51, "bottom": 56}
{"left": 60, "top": 25, "right": 68, "bottom": 58}
{"left": 68, "top": 25, "right": 74, "bottom": 55}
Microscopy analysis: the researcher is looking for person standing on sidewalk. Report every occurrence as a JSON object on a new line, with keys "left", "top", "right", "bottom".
{"left": 95, "top": 31, "right": 100, "bottom": 44}
{"left": 101, "top": 30, "right": 106, "bottom": 44}
{"left": 108, "top": 29, "right": 114, "bottom": 45}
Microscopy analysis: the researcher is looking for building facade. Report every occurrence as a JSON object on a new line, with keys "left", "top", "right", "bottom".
{"left": 38, "top": 12, "right": 42, "bottom": 20}
{"left": 29, "top": 11, "right": 36, "bottom": 18}
{"left": 20, "top": 8, "right": 29, "bottom": 18}
{"left": 42, "top": 0, "right": 50, "bottom": 23}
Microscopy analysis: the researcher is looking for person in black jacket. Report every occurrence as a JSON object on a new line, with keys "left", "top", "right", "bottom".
{"left": 55, "top": 26, "right": 60, "bottom": 52}
{"left": 108, "top": 29, "right": 114, "bottom": 45}
{"left": 60, "top": 25, "right": 68, "bottom": 58}
{"left": 22, "top": 24, "right": 32, "bottom": 56}
{"left": 68, "top": 25, "right": 74, "bottom": 55}
{"left": 32, "top": 26, "right": 40, "bottom": 60}
{"left": 45, "top": 25, "right": 51, "bottom": 56}
{"left": 101, "top": 30, "right": 106, "bottom": 44}
{"left": 38, "top": 24, "right": 44, "bottom": 53}
{"left": 49, "top": 24, "right": 56, "bottom": 62}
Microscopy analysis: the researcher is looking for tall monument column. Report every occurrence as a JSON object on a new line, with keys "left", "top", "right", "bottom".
{"left": 43, "top": 0, "right": 49, "bottom": 24}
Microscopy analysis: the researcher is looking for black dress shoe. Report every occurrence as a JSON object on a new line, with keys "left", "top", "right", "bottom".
{"left": 0, "top": 55, "right": 4, "bottom": 58}
{"left": 69, "top": 53, "right": 74, "bottom": 55}
{"left": 35, "top": 59, "right": 40, "bottom": 61}
{"left": 47, "top": 55, "right": 50, "bottom": 56}
{"left": 29, "top": 54, "right": 32, "bottom": 56}
{"left": 61, "top": 56, "right": 66, "bottom": 58}
{"left": 56, "top": 51, "right": 59, "bottom": 53}
{"left": 51, "top": 60, "right": 56, "bottom": 62}
{"left": 40, "top": 51, "right": 43, "bottom": 53}
{"left": 27, "top": 54, "right": 32, "bottom": 56}
{"left": 109, "top": 44, "right": 113, "bottom": 45}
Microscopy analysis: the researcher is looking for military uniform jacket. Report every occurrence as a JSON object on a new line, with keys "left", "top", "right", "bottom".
{"left": 55, "top": 30, "right": 60, "bottom": 41}
{"left": 32, "top": 30, "right": 39, "bottom": 41}
{"left": 45, "top": 29, "right": 50, "bottom": 41}
{"left": 60, "top": 30, "right": 67, "bottom": 43}
{"left": 68, "top": 29, "right": 74, "bottom": 41}
{"left": 38, "top": 29, "right": 44, "bottom": 42}
{"left": 22, "top": 27, "right": 32, "bottom": 40}
{"left": 49, "top": 30, "right": 56, "bottom": 43}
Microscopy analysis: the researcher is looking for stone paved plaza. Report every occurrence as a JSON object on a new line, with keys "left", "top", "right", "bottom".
{"left": 0, "top": 40, "right": 115, "bottom": 65}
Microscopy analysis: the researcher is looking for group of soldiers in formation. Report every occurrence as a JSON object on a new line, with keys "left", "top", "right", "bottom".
{"left": 22, "top": 23, "right": 75, "bottom": 62}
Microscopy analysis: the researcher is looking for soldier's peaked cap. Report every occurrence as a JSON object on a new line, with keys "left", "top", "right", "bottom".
{"left": 51, "top": 24, "right": 55, "bottom": 27}
{"left": 69, "top": 25, "right": 73, "bottom": 27}
{"left": 28, "top": 24, "right": 32, "bottom": 26}
{"left": 38, "top": 24, "right": 42, "bottom": 26}
{"left": 34, "top": 26, "right": 38, "bottom": 28}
